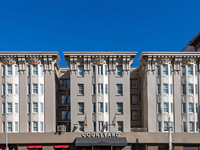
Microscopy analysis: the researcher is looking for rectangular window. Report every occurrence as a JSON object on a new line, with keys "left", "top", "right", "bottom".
{"left": 164, "top": 122, "right": 168, "bottom": 131}
{"left": 33, "top": 84, "right": 38, "bottom": 94}
{"left": 188, "top": 84, "right": 194, "bottom": 94}
{"left": 78, "top": 84, "right": 84, "bottom": 95}
{"left": 101, "top": 84, "right": 103, "bottom": 94}
{"left": 28, "top": 84, "right": 31, "bottom": 95}
{"left": 131, "top": 110, "right": 138, "bottom": 121}
{"left": 28, "top": 103, "right": 31, "bottom": 113}
{"left": 196, "top": 122, "right": 199, "bottom": 132}
{"left": 78, "top": 103, "right": 84, "bottom": 114}
{"left": 98, "top": 65, "right": 103, "bottom": 75}
{"left": 28, "top": 66, "right": 30, "bottom": 76}
{"left": 158, "top": 103, "right": 161, "bottom": 113}
{"left": 158, "top": 84, "right": 161, "bottom": 94}
{"left": 163, "top": 84, "right": 168, "bottom": 94}
{"left": 170, "top": 84, "right": 173, "bottom": 94}
{"left": 158, "top": 122, "right": 161, "bottom": 132}
{"left": 189, "top": 122, "right": 194, "bottom": 132}
{"left": 40, "top": 103, "right": 43, "bottom": 113}
{"left": 117, "top": 103, "right": 123, "bottom": 114}
{"left": 188, "top": 65, "right": 193, "bottom": 75}
{"left": 171, "top": 122, "right": 173, "bottom": 131}
{"left": 131, "top": 94, "right": 138, "bottom": 105}
{"left": 2, "top": 66, "right": 5, "bottom": 76}
{"left": 40, "top": 84, "right": 43, "bottom": 95}
{"left": 3, "top": 84, "right": 5, "bottom": 95}
{"left": 15, "top": 84, "right": 18, "bottom": 94}
{"left": 164, "top": 103, "right": 168, "bottom": 112}
{"left": 28, "top": 122, "right": 31, "bottom": 132}
{"left": 78, "top": 66, "right": 84, "bottom": 77}
{"left": 183, "top": 122, "right": 187, "bottom": 132}
{"left": 183, "top": 103, "right": 186, "bottom": 113}
{"left": 15, "top": 65, "right": 18, "bottom": 76}
{"left": 39, "top": 65, "right": 43, "bottom": 75}
{"left": 93, "top": 103, "right": 96, "bottom": 113}
{"left": 196, "top": 103, "right": 198, "bottom": 113}
{"left": 8, "top": 103, "right": 12, "bottom": 113}
{"left": 93, "top": 122, "right": 96, "bottom": 132}
{"left": 33, "top": 122, "right": 38, "bottom": 132}
{"left": 189, "top": 103, "right": 194, "bottom": 113}
{"left": 163, "top": 65, "right": 168, "bottom": 75}
{"left": 157, "top": 66, "right": 160, "bottom": 76}
{"left": 40, "top": 122, "right": 43, "bottom": 132}
{"left": 8, "top": 122, "right": 12, "bottom": 132}
{"left": 93, "top": 66, "right": 95, "bottom": 76}
{"left": 131, "top": 79, "right": 138, "bottom": 89}
{"left": 117, "top": 121, "right": 123, "bottom": 132}
{"left": 99, "top": 102, "right": 103, "bottom": 113}
{"left": 60, "top": 95, "right": 66, "bottom": 104}
{"left": 33, "top": 65, "right": 38, "bottom": 75}
{"left": 171, "top": 103, "right": 173, "bottom": 113}
{"left": 15, "top": 122, "right": 18, "bottom": 132}
{"left": 60, "top": 80, "right": 66, "bottom": 88}
{"left": 78, "top": 121, "right": 84, "bottom": 132}
{"left": 99, "top": 121, "right": 103, "bottom": 132}
{"left": 182, "top": 66, "right": 185, "bottom": 76}
{"left": 67, "top": 80, "right": 70, "bottom": 88}
{"left": 105, "top": 84, "right": 108, "bottom": 94}
{"left": 60, "top": 110, "right": 66, "bottom": 120}
{"left": 116, "top": 66, "right": 122, "bottom": 77}
{"left": 182, "top": 84, "right": 186, "bottom": 94}
{"left": 67, "top": 96, "right": 70, "bottom": 104}
{"left": 105, "top": 103, "right": 108, "bottom": 112}
{"left": 105, "top": 65, "right": 108, "bottom": 75}
{"left": 97, "top": 84, "right": 103, "bottom": 94}
{"left": 105, "top": 122, "right": 108, "bottom": 131}
{"left": 195, "top": 84, "right": 198, "bottom": 94}
{"left": 33, "top": 103, "right": 38, "bottom": 113}
{"left": 7, "top": 65, "right": 12, "bottom": 75}
{"left": 3, "top": 103, "right": 5, "bottom": 114}
{"left": 170, "top": 66, "right": 172, "bottom": 75}
{"left": 117, "top": 84, "right": 123, "bottom": 95}
{"left": 8, "top": 84, "right": 12, "bottom": 94}
{"left": 15, "top": 103, "right": 18, "bottom": 113}
{"left": 195, "top": 65, "right": 197, "bottom": 75}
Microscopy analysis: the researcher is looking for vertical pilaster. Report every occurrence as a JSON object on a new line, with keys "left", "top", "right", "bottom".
{"left": 0, "top": 63, "right": 2, "bottom": 132}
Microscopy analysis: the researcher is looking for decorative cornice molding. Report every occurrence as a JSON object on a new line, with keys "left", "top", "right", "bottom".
{"left": 160, "top": 60, "right": 171, "bottom": 65}
{"left": 185, "top": 60, "right": 196, "bottom": 65}
{"left": 29, "top": 59, "right": 40, "bottom": 65}
{"left": 3, "top": 59, "right": 16, "bottom": 65}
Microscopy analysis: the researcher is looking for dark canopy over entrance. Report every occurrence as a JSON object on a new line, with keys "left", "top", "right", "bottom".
{"left": 75, "top": 137, "right": 127, "bottom": 147}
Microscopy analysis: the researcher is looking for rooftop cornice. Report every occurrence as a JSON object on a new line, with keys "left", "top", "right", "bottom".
{"left": 63, "top": 52, "right": 137, "bottom": 56}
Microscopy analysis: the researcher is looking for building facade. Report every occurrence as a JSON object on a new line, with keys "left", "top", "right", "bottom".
{"left": 0, "top": 50, "right": 200, "bottom": 150}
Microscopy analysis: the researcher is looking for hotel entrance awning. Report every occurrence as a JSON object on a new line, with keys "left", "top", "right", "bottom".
{"left": 75, "top": 138, "right": 127, "bottom": 147}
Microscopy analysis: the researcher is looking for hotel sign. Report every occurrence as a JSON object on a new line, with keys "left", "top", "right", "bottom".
{"left": 81, "top": 132, "right": 120, "bottom": 138}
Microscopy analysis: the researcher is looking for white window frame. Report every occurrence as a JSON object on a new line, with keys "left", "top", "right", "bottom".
{"left": 33, "top": 103, "right": 38, "bottom": 113}
{"left": 33, "top": 122, "right": 38, "bottom": 132}
{"left": 33, "top": 84, "right": 38, "bottom": 94}
{"left": 33, "top": 65, "right": 38, "bottom": 75}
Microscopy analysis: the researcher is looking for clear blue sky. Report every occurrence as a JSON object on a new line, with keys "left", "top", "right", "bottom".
{"left": 0, "top": 0, "right": 199, "bottom": 67}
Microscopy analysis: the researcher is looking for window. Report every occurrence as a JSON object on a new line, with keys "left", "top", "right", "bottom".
{"left": 170, "top": 66, "right": 172, "bottom": 75}
{"left": 28, "top": 103, "right": 31, "bottom": 113}
{"left": 105, "top": 84, "right": 108, "bottom": 94}
{"left": 40, "top": 122, "right": 43, "bottom": 132}
{"left": 105, "top": 65, "right": 108, "bottom": 75}
{"left": 60, "top": 110, "right": 66, "bottom": 120}
{"left": 8, "top": 103, "right": 12, "bottom": 113}
{"left": 33, "top": 122, "right": 38, "bottom": 132}
{"left": 183, "top": 122, "right": 187, "bottom": 132}
{"left": 157, "top": 84, "right": 161, "bottom": 94}
{"left": 39, "top": 65, "right": 43, "bottom": 75}
{"left": 78, "top": 84, "right": 84, "bottom": 95}
{"left": 157, "top": 66, "right": 160, "bottom": 76}
{"left": 98, "top": 84, "right": 103, "bottom": 94}
{"left": 15, "top": 84, "right": 18, "bottom": 94}
{"left": 170, "top": 84, "right": 173, "bottom": 94}
{"left": 158, "top": 122, "right": 161, "bottom": 132}
{"left": 182, "top": 84, "right": 186, "bottom": 94}
{"left": 93, "top": 103, "right": 96, "bottom": 113}
{"left": 171, "top": 122, "right": 173, "bottom": 131}
{"left": 92, "top": 84, "right": 96, "bottom": 95}
{"left": 195, "top": 65, "right": 197, "bottom": 75}
{"left": 182, "top": 66, "right": 185, "bottom": 76}
{"left": 196, "top": 103, "right": 198, "bottom": 113}
{"left": 15, "top": 65, "right": 18, "bottom": 76}
{"left": 40, "top": 103, "right": 43, "bottom": 113}
{"left": 164, "top": 103, "right": 168, "bottom": 112}
{"left": 183, "top": 103, "right": 186, "bottom": 113}
{"left": 33, "top": 65, "right": 38, "bottom": 75}
{"left": 8, "top": 84, "right": 12, "bottom": 94}
{"left": 61, "top": 95, "right": 66, "bottom": 104}
{"left": 7, "top": 65, "right": 12, "bottom": 75}
{"left": 195, "top": 84, "right": 198, "bottom": 94}
{"left": 188, "top": 65, "right": 193, "bottom": 75}
{"left": 99, "top": 102, "right": 103, "bottom": 112}
{"left": 163, "top": 84, "right": 168, "bottom": 94}
{"left": 93, "top": 122, "right": 96, "bottom": 132}
{"left": 117, "top": 121, "right": 123, "bottom": 132}
{"left": 33, "top": 103, "right": 38, "bottom": 113}
{"left": 28, "top": 122, "right": 31, "bottom": 132}
{"left": 105, "top": 122, "right": 108, "bottom": 131}
{"left": 93, "top": 66, "right": 95, "bottom": 76}
{"left": 97, "top": 65, "right": 103, "bottom": 75}
{"left": 116, "top": 66, "right": 122, "bottom": 77}
{"left": 15, "top": 103, "right": 18, "bottom": 113}
{"left": 3, "top": 84, "right": 5, "bottom": 95}
{"left": 131, "top": 94, "right": 138, "bottom": 105}
{"left": 40, "top": 84, "right": 43, "bottom": 95}
{"left": 15, "top": 122, "right": 18, "bottom": 132}
{"left": 105, "top": 103, "right": 108, "bottom": 112}
{"left": 158, "top": 103, "right": 161, "bottom": 113}
{"left": 28, "top": 66, "right": 30, "bottom": 76}
{"left": 171, "top": 103, "right": 173, "bottom": 113}
{"left": 67, "top": 111, "right": 71, "bottom": 120}
{"left": 67, "top": 80, "right": 70, "bottom": 88}
{"left": 78, "top": 103, "right": 84, "bottom": 114}
{"left": 131, "top": 79, "right": 138, "bottom": 89}
{"left": 78, "top": 66, "right": 84, "bottom": 77}
{"left": 67, "top": 96, "right": 71, "bottom": 104}
{"left": 188, "top": 84, "right": 194, "bottom": 94}
{"left": 33, "top": 84, "right": 38, "bottom": 94}
{"left": 196, "top": 122, "right": 199, "bottom": 132}
{"left": 131, "top": 110, "right": 138, "bottom": 121}
{"left": 189, "top": 103, "right": 194, "bottom": 113}
{"left": 189, "top": 122, "right": 194, "bottom": 132}
{"left": 164, "top": 122, "right": 168, "bottom": 131}
{"left": 117, "top": 84, "right": 123, "bottom": 95}
{"left": 78, "top": 121, "right": 84, "bottom": 132}
{"left": 28, "top": 84, "right": 31, "bottom": 95}
{"left": 60, "top": 80, "right": 66, "bottom": 88}
{"left": 2, "top": 65, "right": 5, "bottom": 76}
{"left": 117, "top": 103, "right": 123, "bottom": 114}
{"left": 99, "top": 121, "right": 103, "bottom": 132}
{"left": 2, "top": 103, "right": 5, "bottom": 114}
{"left": 8, "top": 122, "right": 12, "bottom": 132}
{"left": 163, "top": 65, "right": 168, "bottom": 75}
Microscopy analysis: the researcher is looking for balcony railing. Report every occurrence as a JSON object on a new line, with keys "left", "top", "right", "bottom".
{"left": 131, "top": 128, "right": 147, "bottom": 132}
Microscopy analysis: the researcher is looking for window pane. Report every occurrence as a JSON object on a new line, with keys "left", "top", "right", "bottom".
{"left": 78, "top": 84, "right": 84, "bottom": 95}
{"left": 132, "top": 79, "right": 138, "bottom": 88}
{"left": 7, "top": 65, "right": 12, "bottom": 75}
{"left": 78, "top": 103, "right": 84, "bottom": 114}
{"left": 2, "top": 66, "right": 5, "bottom": 76}
{"left": 158, "top": 84, "right": 161, "bottom": 94}
{"left": 33, "top": 84, "right": 38, "bottom": 94}
{"left": 33, "top": 103, "right": 38, "bottom": 113}
{"left": 15, "top": 84, "right": 18, "bottom": 94}
{"left": 3, "top": 84, "right": 5, "bottom": 95}
{"left": 131, "top": 95, "right": 138, "bottom": 105}
{"left": 131, "top": 111, "right": 138, "bottom": 121}
{"left": 40, "top": 65, "right": 43, "bottom": 75}
{"left": 183, "top": 103, "right": 186, "bottom": 113}
{"left": 188, "top": 84, "right": 194, "bottom": 94}
{"left": 164, "top": 122, "right": 168, "bottom": 131}
{"left": 158, "top": 122, "right": 161, "bottom": 132}
{"left": 182, "top": 66, "right": 185, "bottom": 76}
{"left": 40, "top": 84, "right": 43, "bottom": 94}
{"left": 40, "top": 122, "right": 43, "bottom": 132}
{"left": 15, "top": 65, "right": 18, "bottom": 76}
{"left": 33, "top": 65, "right": 38, "bottom": 75}
{"left": 33, "top": 122, "right": 38, "bottom": 131}
{"left": 105, "top": 84, "right": 108, "bottom": 94}
{"left": 182, "top": 84, "right": 186, "bottom": 94}
{"left": 8, "top": 84, "right": 12, "bottom": 94}
{"left": 105, "top": 65, "right": 108, "bottom": 75}
{"left": 164, "top": 103, "right": 168, "bottom": 112}
{"left": 163, "top": 84, "right": 168, "bottom": 94}
{"left": 15, "top": 103, "right": 18, "bottom": 113}
{"left": 189, "top": 122, "right": 194, "bottom": 132}
{"left": 183, "top": 122, "right": 187, "bottom": 132}
{"left": 117, "top": 121, "right": 123, "bottom": 132}
{"left": 158, "top": 103, "right": 161, "bottom": 113}
{"left": 78, "top": 66, "right": 84, "bottom": 77}
{"left": 189, "top": 103, "right": 194, "bottom": 112}
{"left": 117, "top": 84, "right": 123, "bottom": 95}
{"left": 79, "top": 122, "right": 84, "bottom": 132}
{"left": 93, "top": 66, "right": 95, "bottom": 76}
{"left": 8, "top": 122, "right": 12, "bottom": 132}
{"left": 157, "top": 66, "right": 160, "bottom": 76}
{"left": 8, "top": 103, "right": 12, "bottom": 113}
{"left": 117, "top": 103, "right": 123, "bottom": 114}
{"left": 163, "top": 65, "right": 168, "bottom": 75}
{"left": 105, "top": 103, "right": 108, "bottom": 112}
{"left": 15, "top": 122, "right": 18, "bottom": 132}
{"left": 40, "top": 103, "right": 43, "bottom": 113}
{"left": 188, "top": 65, "right": 193, "bottom": 75}
{"left": 116, "top": 66, "right": 122, "bottom": 76}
